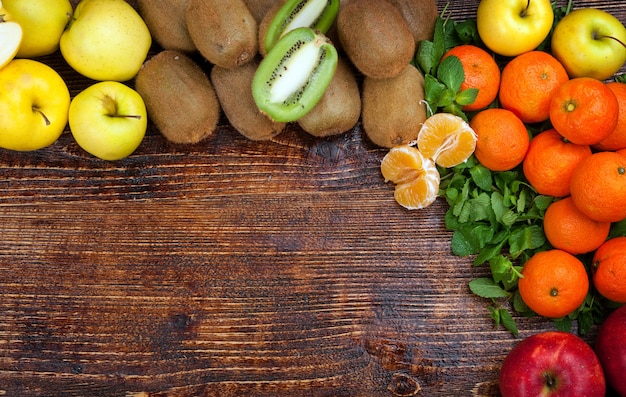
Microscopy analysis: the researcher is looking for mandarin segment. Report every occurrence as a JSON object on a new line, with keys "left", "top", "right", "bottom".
{"left": 518, "top": 249, "right": 589, "bottom": 319}
{"left": 417, "top": 113, "right": 477, "bottom": 168}
{"left": 381, "top": 145, "right": 440, "bottom": 210}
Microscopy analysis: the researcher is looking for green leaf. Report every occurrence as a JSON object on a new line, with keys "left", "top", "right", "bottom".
{"left": 456, "top": 88, "right": 478, "bottom": 107}
{"left": 451, "top": 223, "right": 494, "bottom": 256}
{"left": 499, "top": 308, "right": 519, "bottom": 337}
{"left": 469, "top": 278, "right": 511, "bottom": 299}
{"left": 437, "top": 55, "right": 465, "bottom": 93}
{"left": 416, "top": 40, "right": 437, "bottom": 76}
{"left": 469, "top": 164, "right": 492, "bottom": 191}
{"left": 508, "top": 225, "right": 546, "bottom": 257}
{"left": 553, "top": 317, "right": 573, "bottom": 332}
{"left": 474, "top": 240, "right": 506, "bottom": 266}
{"left": 489, "top": 255, "right": 513, "bottom": 285}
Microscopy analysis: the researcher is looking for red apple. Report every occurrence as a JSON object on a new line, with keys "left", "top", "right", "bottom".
{"left": 499, "top": 331, "right": 605, "bottom": 397}
{"left": 596, "top": 305, "right": 626, "bottom": 397}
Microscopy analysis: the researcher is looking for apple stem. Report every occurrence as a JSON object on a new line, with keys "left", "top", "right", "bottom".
{"left": 520, "top": 0, "right": 530, "bottom": 17}
{"left": 597, "top": 34, "right": 626, "bottom": 49}
{"left": 33, "top": 107, "right": 51, "bottom": 126}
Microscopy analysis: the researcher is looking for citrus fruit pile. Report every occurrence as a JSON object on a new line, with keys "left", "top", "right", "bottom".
{"left": 380, "top": 5, "right": 626, "bottom": 332}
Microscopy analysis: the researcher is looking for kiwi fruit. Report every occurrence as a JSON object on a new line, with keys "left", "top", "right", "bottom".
{"left": 337, "top": 0, "right": 415, "bottom": 79}
{"left": 186, "top": 0, "right": 258, "bottom": 69}
{"left": 137, "top": 0, "right": 196, "bottom": 53}
{"left": 258, "top": 0, "right": 288, "bottom": 57}
{"left": 243, "top": 0, "right": 282, "bottom": 24}
{"left": 361, "top": 64, "right": 427, "bottom": 148}
{"left": 297, "top": 57, "right": 360, "bottom": 137}
{"left": 135, "top": 50, "right": 221, "bottom": 144}
{"left": 252, "top": 27, "right": 338, "bottom": 123}
{"left": 387, "top": 0, "right": 439, "bottom": 45}
{"left": 261, "top": 0, "right": 340, "bottom": 55}
{"left": 211, "top": 59, "right": 286, "bottom": 141}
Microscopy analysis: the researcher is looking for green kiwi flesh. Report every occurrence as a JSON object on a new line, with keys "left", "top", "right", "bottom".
{"left": 263, "top": 0, "right": 340, "bottom": 54}
{"left": 211, "top": 59, "right": 286, "bottom": 141}
{"left": 252, "top": 27, "right": 338, "bottom": 123}
{"left": 135, "top": 50, "right": 221, "bottom": 144}
{"left": 361, "top": 64, "right": 427, "bottom": 148}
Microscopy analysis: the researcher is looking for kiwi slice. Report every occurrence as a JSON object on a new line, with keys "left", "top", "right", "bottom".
{"left": 252, "top": 27, "right": 338, "bottom": 123}
{"left": 135, "top": 50, "right": 221, "bottom": 144}
{"left": 262, "top": 0, "right": 340, "bottom": 54}
{"left": 211, "top": 59, "right": 286, "bottom": 141}
{"left": 297, "top": 57, "right": 360, "bottom": 137}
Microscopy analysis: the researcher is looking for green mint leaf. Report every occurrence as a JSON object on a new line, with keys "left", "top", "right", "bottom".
{"left": 437, "top": 55, "right": 465, "bottom": 93}
{"left": 609, "top": 218, "right": 626, "bottom": 238}
{"left": 474, "top": 240, "right": 505, "bottom": 266}
{"left": 451, "top": 223, "right": 494, "bottom": 256}
{"left": 456, "top": 88, "right": 478, "bottom": 107}
{"left": 489, "top": 306, "right": 500, "bottom": 327}
{"left": 454, "top": 19, "right": 480, "bottom": 46}
{"left": 553, "top": 317, "right": 573, "bottom": 332}
{"left": 499, "top": 308, "right": 519, "bottom": 337}
{"left": 470, "top": 164, "right": 492, "bottom": 191}
{"left": 437, "top": 87, "right": 457, "bottom": 108}
{"left": 424, "top": 74, "right": 447, "bottom": 116}
{"left": 469, "top": 278, "right": 511, "bottom": 299}
{"left": 508, "top": 225, "right": 546, "bottom": 258}
{"left": 489, "top": 255, "right": 513, "bottom": 285}
{"left": 416, "top": 39, "right": 437, "bottom": 76}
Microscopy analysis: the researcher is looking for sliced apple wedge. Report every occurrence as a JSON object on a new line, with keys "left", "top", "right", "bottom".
{"left": 0, "top": 20, "right": 22, "bottom": 69}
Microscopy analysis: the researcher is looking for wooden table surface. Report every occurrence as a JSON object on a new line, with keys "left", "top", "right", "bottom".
{"left": 1, "top": 1, "right": 624, "bottom": 396}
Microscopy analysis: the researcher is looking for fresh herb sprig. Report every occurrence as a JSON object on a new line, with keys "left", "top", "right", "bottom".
{"left": 415, "top": 1, "right": 614, "bottom": 336}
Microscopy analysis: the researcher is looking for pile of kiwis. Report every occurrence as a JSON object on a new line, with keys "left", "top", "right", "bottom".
{"left": 135, "top": 0, "right": 438, "bottom": 147}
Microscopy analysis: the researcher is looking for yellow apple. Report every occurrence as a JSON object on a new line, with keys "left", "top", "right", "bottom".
{"left": 0, "top": 0, "right": 72, "bottom": 58}
{"left": 69, "top": 81, "right": 147, "bottom": 161}
{"left": 0, "top": 59, "right": 70, "bottom": 151}
{"left": 551, "top": 8, "right": 626, "bottom": 81}
{"left": 60, "top": 0, "right": 152, "bottom": 82}
{"left": 477, "top": 0, "right": 554, "bottom": 57}
{"left": 0, "top": 20, "right": 21, "bottom": 69}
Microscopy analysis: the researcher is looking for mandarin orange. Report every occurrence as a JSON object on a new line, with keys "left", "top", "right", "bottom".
{"left": 549, "top": 77, "right": 619, "bottom": 145}
{"left": 570, "top": 151, "right": 626, "bottom": 223}
{"left": 380, "top": 145, "right": 440, "bottom": 210}
{"left": 543, "top": 196, "right": 610, "bottom": 255}
{"left": 499, "top": 51, "right": 569, "bottom": 124}
{"left": 593, "top": 237, "right": 626, "bottom": 304}
{"left": 416, "top": 113, "right": 477, "bottom": 168}
{"left": 518, "top": 249, "right": 589, "bottom": 319}
{"left": 470, "top": 108, "right": 529, "bottom": 171}
{"left": 441, "top": 44, "right": 500, "bottom": 112}
{"left": 593, "top": 82, "right": 626, "bottom": 152}
{"left": 522, "top": 128, "right": 592, "bottom": 197}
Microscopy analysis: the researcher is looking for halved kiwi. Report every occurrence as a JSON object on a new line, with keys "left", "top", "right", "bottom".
{"left": 252, "top": 27, "right": 338, "bottom": 123}
{"left": 262, "top": 0, "right": 340, "bottom": 54}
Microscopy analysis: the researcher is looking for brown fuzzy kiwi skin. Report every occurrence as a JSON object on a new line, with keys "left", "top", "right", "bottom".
{"left": 337, "top": 0, "right": 415, "bottom": 79}
{"left": 243, "top": 0, "right": 281, "bottom": 24}
{"left": 361, "top": 64, "right": 427, "bottom": 148}
{"left": 297, "top": 58, "right": 361, "bottom": 137}
{"left": 257, "top": 0, "right": 288, "bottom": 57}
{"left": 186, "top": 0, "right": 258, "bottom": 69}
{"left": 135, "top": 50, "right": 221, "bottom": 144}
{"left": 137, "top": 0, "right": 196, "bottom": 53}
{"left": 387, "top": 0, "right": 439, "bottom": 45}
{"left": 210, "top": 59, "right": 286, "bottom": 141}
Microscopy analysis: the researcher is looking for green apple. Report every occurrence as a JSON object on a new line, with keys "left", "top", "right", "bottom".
{"left": 69, "top": 81, "right": 147, "bottom": 161}
{"left": 0, "top": 59, "right": 70, "bottom": 151}
{"left": 0, "top": 0, "right": 72, "bottom": 58}
{"left": 551, "top": 8, "right": 626, "bottom": 81}
{"left": 60, "top": 0, "right": 152, "bottom": 82}
{"left": 0, "top": 20, "right": 21, "bottom": 69}
{"left": 477, "top": 0, "right": 554, "bottom": 57}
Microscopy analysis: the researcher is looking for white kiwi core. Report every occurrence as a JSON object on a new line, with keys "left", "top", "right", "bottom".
{"left": 269, "top": 40, "right": 321, "bottom": 104}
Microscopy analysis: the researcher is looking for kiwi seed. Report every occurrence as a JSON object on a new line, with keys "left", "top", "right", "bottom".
{"left": 137, "top": 0, "right": 196, "bottom": 53}
{"left": 135, "top": 50, "right": 221, "bottom": 144}
{"left": 337, "top": 0, "right": 415, "bottom": 79}
{"left": 211, "top": 59, "right": 286, "bottom": 141}
{"left": 297, "top": 57, "right": 360, "bottom": 137}
{"left": 361, "top": 64, "right": 427, "bottom": 148}
{"left": 186, "top": 0, "right": 258, "bottom": 69}
{"left": 252, "top": 27, "right": 338, "bottom": 123}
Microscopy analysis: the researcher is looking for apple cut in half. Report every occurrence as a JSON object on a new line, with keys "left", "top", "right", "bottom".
{"left": 0, "top": 20, "right": 22, "bottom": 69}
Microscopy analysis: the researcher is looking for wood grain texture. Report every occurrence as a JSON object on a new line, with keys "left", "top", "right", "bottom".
{"left": 0, "top": 1, "right": 624, "bottom": 396}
